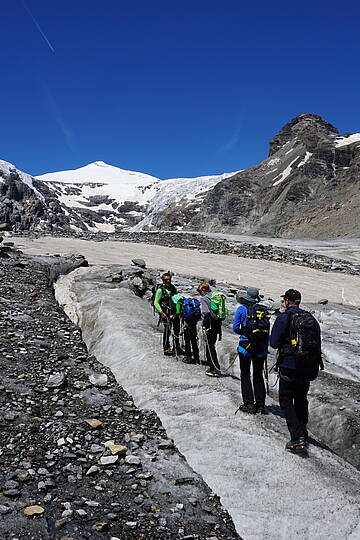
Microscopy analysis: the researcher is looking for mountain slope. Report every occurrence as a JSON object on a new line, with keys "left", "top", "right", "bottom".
{"left": 1, "top": 113, "right": 359, "bottom": 237}
{"left": 186, "top": 114, "right": 360, "bottom": 238}
{"left": 0, "top": 159, "right": 236, "bottom": 233}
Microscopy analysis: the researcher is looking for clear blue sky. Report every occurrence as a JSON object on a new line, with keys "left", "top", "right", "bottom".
{"left": 2, "top": 0, "right": 360, "bottom": 179}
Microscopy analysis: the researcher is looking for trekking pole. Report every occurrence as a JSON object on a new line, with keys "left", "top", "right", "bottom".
{"left": 201, "top": 327, "right": 207, "bottom": 366}
{"left": 202, "top": 327, "right": 219, "bottom": 373}
{"left": 264, "top": 357, "right": 269, "bottom": 395}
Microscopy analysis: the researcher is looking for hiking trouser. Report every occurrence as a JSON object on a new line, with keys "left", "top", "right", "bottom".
{"left": 204, "top": 327, "right": 221, "bottom": 373}
{"left": 279, "top": 371, "right": 310, "bottom": 440}
{"left": 238, "top": 353, "right": 266, "bottom": 407}
{"left": 184, "top": 324, "right": 199, "bottom": 361}
{"left": 163, "top": 316, "right": 181, "bottom": 352}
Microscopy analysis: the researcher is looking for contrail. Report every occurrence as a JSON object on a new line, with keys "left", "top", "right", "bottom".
{"left": 22, "top": 0, "right": 55, "bottom": 53}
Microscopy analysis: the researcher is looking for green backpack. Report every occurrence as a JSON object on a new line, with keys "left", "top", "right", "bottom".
{"left": 171, "top": 294, "right": 184, "bottom": 313}
{"left": 206, "top": 291, "right": 227, "bottom": 321}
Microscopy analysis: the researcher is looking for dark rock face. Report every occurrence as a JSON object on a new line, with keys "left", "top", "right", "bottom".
{"left": 185, "top": 114, "right": 360, "bottom": 238}
{"left": 268, "top": 113, "right": 339, "bottom": 156}
{"left": 0, "top": 165, "right": 71, "bottom": 232}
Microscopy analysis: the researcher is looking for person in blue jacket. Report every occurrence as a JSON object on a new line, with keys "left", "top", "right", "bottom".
{"left": 233, "top": 287, "right": 267, "bottom": 414}
{"left": 270, "top": 288, "right": 322, "bottom": 451}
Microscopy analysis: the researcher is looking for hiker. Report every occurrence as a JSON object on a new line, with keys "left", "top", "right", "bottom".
{"left": 233, "top": 287, "right": 269, "bottom": 415}
{"left": 153, "top": 272, "right": 185, "bottom": 356}
{"left": 270, "top": 289, "right": 323, "bottom": 452}
{"left": 197, "top": 282, "right": 223, "bottom": 377}
{"left": 180, "top": 297, "right": 201, "bottom": 364}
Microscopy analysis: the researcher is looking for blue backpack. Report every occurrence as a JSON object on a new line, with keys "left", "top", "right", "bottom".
{"left": 182, "top": 298, "right": 201, "bottom": 324}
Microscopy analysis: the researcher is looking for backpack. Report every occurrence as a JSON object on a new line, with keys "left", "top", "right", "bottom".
{"left": 288, "top": 311, "right": 322, "bottom": 381}
{"left": 206, "top": 291, "right": 227, "bottom": 321}
{"left": 182, "top": 298, "right": 201, "bottom": 324}
{"left": 244, "top": 304, "right": 270, "bottom": 354}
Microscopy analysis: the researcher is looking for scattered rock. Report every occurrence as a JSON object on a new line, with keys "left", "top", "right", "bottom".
{"left": 23, "top": 505, "right": 45, "bottom": 516}
{"left": 46, "top": 372, "right": 67, "bottom": 388}
{"left": 89, "top": 373, "right": 108, "bottom": 387}
{"left": 132, "top": 258, "right": 146, "bottom": 268}
{"left": 84, "top": 418, "right": 103, "bottom": 429}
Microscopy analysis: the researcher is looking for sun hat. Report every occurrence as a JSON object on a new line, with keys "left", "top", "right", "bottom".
{"left": 238, "top": 287, "right": 260, "bottom": 303}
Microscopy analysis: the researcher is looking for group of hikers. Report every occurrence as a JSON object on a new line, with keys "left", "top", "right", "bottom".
{"left": 152, "top": 272, "right": 324, "bottom": 454}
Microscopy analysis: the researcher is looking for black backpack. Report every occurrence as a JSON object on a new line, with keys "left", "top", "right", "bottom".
{"left": 244, "top": 304, "right": 270, "bottom": 354}
{"left": 288, "top": 311, "right": 322, "bottom": 381}
{"left": 151, "top": 283, "right": 177, "bottom": 315}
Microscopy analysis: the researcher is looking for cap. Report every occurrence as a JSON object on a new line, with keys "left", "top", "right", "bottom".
{"left": 281, "top": 288, "right": 301, "bottom": 303}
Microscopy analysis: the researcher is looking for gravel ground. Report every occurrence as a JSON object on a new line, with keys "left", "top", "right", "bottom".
{"left": 0, "top": 241, "right": 240, "bottom": 540}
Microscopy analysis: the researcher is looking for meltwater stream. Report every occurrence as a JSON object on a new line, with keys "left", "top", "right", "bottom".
{"left": 55, "top": 265, "right": 360, "bottom": 540}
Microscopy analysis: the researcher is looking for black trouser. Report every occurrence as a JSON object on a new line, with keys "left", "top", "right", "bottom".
{"left": 204, "top": 322, "right": 221, "bottom": 373}
{"left": 279, "top": 369, "right": 310, "bottom": 441}
{"left": 184, "top": 323, "right": 199, "bottom": 361}
{"left": 163, "top": 316, "right": 181, "bottom": 352}
{"left": 238, "top": 353, "right": 266, "bottom": 407}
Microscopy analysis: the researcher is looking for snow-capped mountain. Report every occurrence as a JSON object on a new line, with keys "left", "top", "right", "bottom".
{"left": 1, "top": 113, "right": 360, "bottom": 237}
{"left": 0, "top": 159, "right": 237, "bottom": 233}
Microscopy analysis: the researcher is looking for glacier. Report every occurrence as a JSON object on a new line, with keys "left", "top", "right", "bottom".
{"left": 12, "top": 236, "right": 360, "bottom": 539}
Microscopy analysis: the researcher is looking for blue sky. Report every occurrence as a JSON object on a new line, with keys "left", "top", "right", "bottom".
{"left": 2, "top": 0, "right": 360, "bottom": 179}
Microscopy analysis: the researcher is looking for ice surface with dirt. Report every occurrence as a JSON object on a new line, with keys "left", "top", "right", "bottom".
{"left": 11, "top": 236, "right": 360, "bottom": 538}
{"left": 54, "top": 265, "right": 360, "bottom": 540}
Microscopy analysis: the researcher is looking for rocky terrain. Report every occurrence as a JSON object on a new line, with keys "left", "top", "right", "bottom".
{"left": 187, "top": 114, "right": 360, "bottom": 237}
{"left": 1, "top": 113, "right": 360, "bottom": 238}
{"left": 0, "top": 241, "right": 240, "bottom": 539}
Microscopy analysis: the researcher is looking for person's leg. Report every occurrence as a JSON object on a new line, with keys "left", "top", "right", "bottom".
{"left": 163, "top": 319, "right": 171, "bottom": 349}
{"left": 172, "top": 317, "right": 184, "bottom": 354}
{"left": 190, "top": 325, "right": 200, "bottom": 362}
{"left": 253, "top": 357, "right": 266, "bottom": 410}
{"left": 294, "top": 381, "right": 310, "bottom": 438}
{"left": 205, "top": 328, "right": 220, "bottom": 373}
{"left": 183, "top": 326, "right": 192, "bottom": 359}
{"left": 279, "top": 376, "right": 303, "bottom": 441}
{"left": 239, "top": 353, "right": 254, "bottom": 406}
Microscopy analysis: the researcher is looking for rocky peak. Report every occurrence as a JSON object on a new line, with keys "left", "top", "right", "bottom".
{"left": 268, "top": 113, "right": 339, "bottom": 156}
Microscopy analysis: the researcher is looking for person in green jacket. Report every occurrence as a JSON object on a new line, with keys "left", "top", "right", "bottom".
{"left": 154, "top": 272, "right": 184, "bottom": 356}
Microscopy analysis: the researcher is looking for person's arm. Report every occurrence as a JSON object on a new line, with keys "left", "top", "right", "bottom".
{"left": 154, "top": 288, "right": 165, "bottom": 316}
{"left": 233, "top": 305, "right": 246, "bottom": 334}
{"left": 200, "top": 296, "right": 210, "bottom": 327}
{"left": 269, "top": 313, "right": 288, "bottom": 349}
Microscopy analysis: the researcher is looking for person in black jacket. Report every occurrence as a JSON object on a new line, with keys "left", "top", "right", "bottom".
{"left": 270, "top": 289, "right": 321, "bottom": 452}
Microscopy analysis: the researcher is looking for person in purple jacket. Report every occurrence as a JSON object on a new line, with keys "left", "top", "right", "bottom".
{"left": 233, "top": 287, "right": 267, "bottom": 415}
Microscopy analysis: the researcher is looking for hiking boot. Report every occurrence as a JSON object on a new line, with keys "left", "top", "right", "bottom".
{"left": 205, "top": 369, "right": 220, "bottom": 377}
{"left": 183, "top": 356, "right": 196, "bottom": 364}
{"left": 236, "top": 404, "right": 256, "bottom": 414}
{"left": 163, "top": 348, "right": 174, "bottom": 356}
{"left": 285, "top": 437, "right": 307, "bottom": 451}
{"left": 254, "top": 404, "right": 266, "bottom": 415}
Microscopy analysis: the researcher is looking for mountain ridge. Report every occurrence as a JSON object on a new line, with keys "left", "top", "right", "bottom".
{"left": 1, "top": 113, "right": 359, "bottom": 237}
